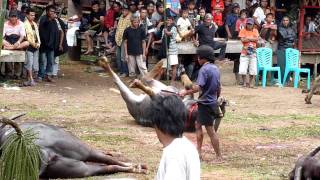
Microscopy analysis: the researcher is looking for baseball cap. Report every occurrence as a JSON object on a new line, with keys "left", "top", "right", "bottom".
{"left": 246, "top": 18, "right": 254, "bottom": 25}
{"left": 197, "top": 45, "right": 215, "bottom": 62}
{"left": 232, "top": 3, "right": 240, "bottom": 9}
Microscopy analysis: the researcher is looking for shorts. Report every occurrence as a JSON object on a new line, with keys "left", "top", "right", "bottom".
{"left": 86, "top": 30, "right": 97, "bottom": 37}
{"left": 239, "top": 54, "right": 257, "bottom": 75}
{"left": 25, "top": 50, "right": 39, "bottom": 71}
{"left": 197, "top": 103, "right": 221, "bottom": 126}
{"left": 161, "top": 55, "right": 178, "bottom": 68}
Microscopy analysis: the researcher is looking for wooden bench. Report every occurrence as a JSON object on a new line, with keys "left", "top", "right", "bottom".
{"left": 177, "top": 39, "right": 242, "bottom": 54}
{"left": 0, "top": 50, "right": 25, "bottom": 63}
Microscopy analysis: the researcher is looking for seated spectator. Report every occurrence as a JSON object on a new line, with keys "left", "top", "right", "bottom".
{"left": 253, "top": 0, "right": 271, "bottom": 27}
{"left": 195, "top": 8, "right": 206, "bottom": 26}
{"left": 260, "top": 13, "right": 277, "bottom": 48}
{"left": 152, "top": 2, "right": 165, "bottom": 40}
{"left": 238, "top": 18, "right": 259, "bottom": 88}
{"left": 176, "top": 9, "right": 193, "bottom": 42}
{"left": 275, "top": 0, "right": 290, "bottom": 25}
{"left": 187, "top": 1, "right": 197, "bottom": 27}
{"left": 2, "top": 10, "right": 29, "bottom": 79}
{"left": 83, "top": 1, "right": 105, "bottom": 55}
{"left": 137, "top": 0, "right": 144, "bottom": 11}
{"left": 103, "top": 2, "right": 121, "bottom": 48}
{"left": 235, "top": 9, "right": 247, "bottom": 34}
{"left": 277, "top": 16, "right": 295, "bottom": 84}
{"left": 245, "top": 0, "right": 258, "bottom": 18}
{"left": 124, "top": 15, "right": 147, "bottom": 77}
{"left": 304, "top": 16, "right": 318, "bottom": 38}
{"left": 150, "top": 95, "right": 200, "bottom": 180}
{"left": 211, "top": 0, "right": 225, "bottom": 37}
{"left": 24, "top": 8, "right": 40, "bottom": 86}
{"left": 194, "top": 13, "right": 227, "bottom": 61}
{"left": 225, "top": 3, "right": 240, "bottom": 39}
{"left": 153, "top": 16, "right": 178, "bottom": 85}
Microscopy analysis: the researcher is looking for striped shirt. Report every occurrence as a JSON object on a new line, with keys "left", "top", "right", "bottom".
{"left": 162, "top": 26, "right": 178, "bottom": 55}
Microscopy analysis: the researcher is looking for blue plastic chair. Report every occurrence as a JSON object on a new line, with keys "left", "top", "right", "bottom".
{"left": 283, "top": 48, "right": 311, "bottom": 90}
{"left": 256, "top": 47, "right": 282, "bottom": 88}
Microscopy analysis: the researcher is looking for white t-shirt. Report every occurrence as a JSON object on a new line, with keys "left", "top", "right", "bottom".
{"left": 177, "top": 17, "right": 192, "bottom": 33}
{"left": 253, "top": 7, "right": 266, "bottom": 24}
{"left": 155, "top": 137, "right": 200, "bottom": 180}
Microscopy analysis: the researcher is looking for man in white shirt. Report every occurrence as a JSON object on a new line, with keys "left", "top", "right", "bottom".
{"left": 149, "top": 95, "right": 200, "bottom": 180}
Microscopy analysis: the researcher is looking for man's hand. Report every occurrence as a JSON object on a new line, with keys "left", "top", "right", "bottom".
{"left": 59, "top": 44, "right": 63, "bottom": 51}
{"left": 227, "top": 33, "right": 232, "bottom": 39}
{"left": 193, "top": 40, "right": 199, "bottom": 47}
{"left": 125, "top": 54, "right": 129, "bottom": 62}
{"left": 142, "top": 54, "right": 146, "bottom": 61}
{"left": 178, "top": 89, "right": 187, "bottom": 97}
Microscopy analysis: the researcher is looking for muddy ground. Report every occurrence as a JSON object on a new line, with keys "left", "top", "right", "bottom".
{"left": 0, "top": 59, "right": 319, "bottom": 180}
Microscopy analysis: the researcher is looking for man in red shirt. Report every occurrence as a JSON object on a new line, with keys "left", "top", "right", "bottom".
{"left": 103, "top": 2, "right": 121, "bottom": 47}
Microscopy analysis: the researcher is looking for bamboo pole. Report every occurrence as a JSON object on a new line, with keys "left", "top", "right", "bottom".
{"left": 0, "top": 0, "right": 7, "bottom": 56}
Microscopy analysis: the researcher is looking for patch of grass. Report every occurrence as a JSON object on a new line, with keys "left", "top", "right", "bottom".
{"left": 82, "top": 134, "right": 133, "bottom": 146}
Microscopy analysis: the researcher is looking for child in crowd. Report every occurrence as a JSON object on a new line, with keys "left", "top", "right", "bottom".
{"left": 211, "top": 0, "right": 225, "bottom": 37}
{"left": 238, "top": 18, "right": 259, "bottom": 88}
{"left": 153, "top": 16, "right": 178, "bottom": 85}
{"left": 123, "top": 15, "right": 147, "bottom": 77}
{"left": 260, "top": 13, "right": 277, "bottom": 48}
{"left": 236, "top": 9, "right": 248, "bottom": 34}
{"left": 176, "top": 9, "right": 192, "bottom": 42}
{"left": 187, "top": 1, "right": 197, "bottom": 27}
{"left": 196, "top": 8, "right": 206, "bottom": 26}
{"left": 225, "top": 3, "right": 240, "bottom": 39}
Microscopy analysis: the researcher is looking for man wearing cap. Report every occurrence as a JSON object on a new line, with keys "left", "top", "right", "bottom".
{"left": 193, "top": 13, "right": 227, "bottom": 61}
{"left": 1, "top": 10, "right": 29, "bottom": 78}
{"left": 179, "top": 45, "right": 223, "bottom": 162}
{"left": 238, "top": 18, "right": 259, "bottom": 88}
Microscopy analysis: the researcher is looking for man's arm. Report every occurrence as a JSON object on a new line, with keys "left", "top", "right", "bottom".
{"left": 142, "top": 40, "right": 146, "bottom": 59}
{"left": 58, "top": 29, "right": 64, "bottom": 50}
{"left": 179, "top": 84, "right": 200, "bottom": 97}
{"left": 124, "top": 39, "right": 128, "bottom": 60}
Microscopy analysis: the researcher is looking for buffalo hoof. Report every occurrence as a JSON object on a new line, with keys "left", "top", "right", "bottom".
{"left": 305, "top": 95, "right": 312, "bottom": 104}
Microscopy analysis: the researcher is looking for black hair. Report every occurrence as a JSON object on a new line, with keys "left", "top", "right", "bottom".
{"left": 140, "top": 6, "right": 147, "bottom": 11}
{"left": 156, "top": 2, "right": 163, "bottom": 9}
{"left": 240, "top": 9, "right": 247, "bottom": 15}
{"left": 266, "top": 12, "right": 274, "bottom": 18}
{"left": 46, "top": 5, "right": 56, "bottom": 12}
{"left": 188, "top": 0, "right": 195, "bottom": 5}
{"left": 91, "top": 0, "right": 100, "bottom": 6}
{"left": 149, "top": 95, "right": 186, "bottom": 137}
{"left": 114, "top": 1, "right": 122, "bottom": 7}
{"left": 26, "top": 8, "right": 36, "bottom": 15}
{"left": 147, "top": 1, "right": 155, "bottom": 6}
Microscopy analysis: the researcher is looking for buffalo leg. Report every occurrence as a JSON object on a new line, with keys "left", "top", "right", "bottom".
{"left": 86, "top": 150, "right": 131, "bottom": 167}
{"left": 41, "top": 156, "right": 134, "bottom": 179}
{"left": 305, "top": 76, "right": 320, "bottom": 104}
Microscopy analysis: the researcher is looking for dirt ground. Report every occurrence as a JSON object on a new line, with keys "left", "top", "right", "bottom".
{"left": 0, "top": 59, "right": 319, "bottom": 180}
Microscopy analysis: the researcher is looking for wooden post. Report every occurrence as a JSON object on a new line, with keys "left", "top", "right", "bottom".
{"left": 0, "top": 0, "right": 7, "bottom": 56}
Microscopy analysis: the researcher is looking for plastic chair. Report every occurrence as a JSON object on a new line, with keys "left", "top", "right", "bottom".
{"left": 256, "top": 47, "right": 282, "bottom": 88}
{"left": 283, "top": 48, "right": 311, "bottom": 90}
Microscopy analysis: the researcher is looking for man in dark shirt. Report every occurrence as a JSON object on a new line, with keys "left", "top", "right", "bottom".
{"left": 38, "top": 5, "right": 60, "bottom": 82}
{"left": 194, "top": 13, "right": 227, "bottom": 61}
{"left": 179, "top": 45, "right": 222, "bottom": 162}
{"left": 123, "top": 15, "right": 147, "bottom": 77}
{"left": 83, "top": 0, "right": 105, "bottom": 55}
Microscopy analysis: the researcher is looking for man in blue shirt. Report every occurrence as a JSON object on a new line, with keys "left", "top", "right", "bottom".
{"left": 179, "top": 45, "right": 222, "bottom": 161}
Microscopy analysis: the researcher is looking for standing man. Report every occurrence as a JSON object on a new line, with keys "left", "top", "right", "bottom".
{"left": 179, "top": 45, "right": 222, "bottom": 162}
{"left": 24, "top": 8, "right": 41, "bottom": 86}
{"left": 194, "top": 13, "right": 227, "bottom": 61}
{"left": 123, "top": 15, "right": 147, "bottom": 77}
{"left": 38, "top": 5, "right": 59, "bottom": 82}
{"left": 149, "top": 95, "right": 200, "bottom": 180}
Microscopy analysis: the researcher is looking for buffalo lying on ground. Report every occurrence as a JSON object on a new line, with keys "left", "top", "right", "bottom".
{"left": 0, "top": 115, "right": 146, "bottom": 179}
{"left": 98, "top": 57, "right": 227, "bottom": 132}
{"left": 289, "top": 146, "right": 320, "bottom": 180}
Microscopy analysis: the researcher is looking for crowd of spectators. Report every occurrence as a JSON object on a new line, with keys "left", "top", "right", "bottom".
{"left": 68, "top": 0, "right": 308, "bottom": 87}
{"left": 1, "top": 1, "right": 67, "bottom": 86}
